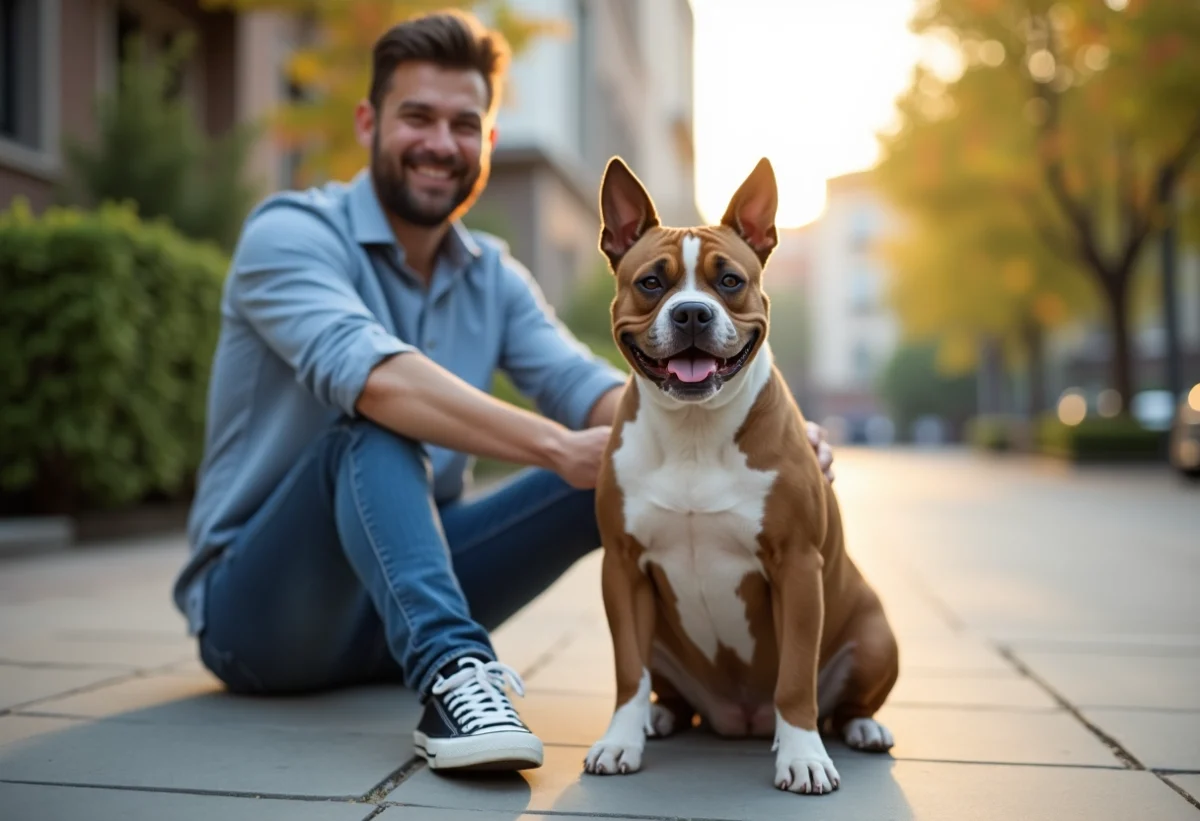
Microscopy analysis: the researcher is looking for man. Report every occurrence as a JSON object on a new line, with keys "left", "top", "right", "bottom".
{"left": 174, "top": 10, "right": 834, "bottom": 773}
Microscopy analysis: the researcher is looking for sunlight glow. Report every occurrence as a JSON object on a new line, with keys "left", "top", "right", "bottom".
{"left": 691, "top": 0, "right": 953, "bottom": 227}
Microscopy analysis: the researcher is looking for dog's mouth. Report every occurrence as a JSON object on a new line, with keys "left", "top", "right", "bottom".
{"left": 623, "top": 331, "right": 759, "bottom": 389}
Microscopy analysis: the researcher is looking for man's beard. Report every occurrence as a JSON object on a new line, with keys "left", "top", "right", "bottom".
{"left": 370, "top": 129, "right": 487, "bottom": 228}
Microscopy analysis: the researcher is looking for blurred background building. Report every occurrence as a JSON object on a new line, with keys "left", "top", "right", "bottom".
{"left": 0, "top": 0, "right": 698, "bottom": 312}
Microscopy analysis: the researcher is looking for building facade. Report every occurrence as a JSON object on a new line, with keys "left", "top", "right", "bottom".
{"left": 799, "top": 170, "right": 901, "bottom": 443}
{"left": 2, "top": 0, "right": 699, "bottom": 313}
{"left": 473, "top": 0, "right": 699, "bottom": 309}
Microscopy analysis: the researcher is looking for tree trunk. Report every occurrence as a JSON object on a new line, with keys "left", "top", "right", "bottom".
{"left": 1105, "top": 276, "right": 1135, "bottom": 412}
{"left": 1023, "top": 317, "right": 1046, "bottom": 418}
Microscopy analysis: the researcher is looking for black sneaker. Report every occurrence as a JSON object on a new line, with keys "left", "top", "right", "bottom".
{"left": 413, "top": 656, "right": 544, "bottom": 771}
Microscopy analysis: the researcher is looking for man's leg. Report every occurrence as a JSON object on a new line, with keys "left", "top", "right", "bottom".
{"left": 198, "top": 418, "right": 496, "bottom": 697}
{"left": 440, "top": 467, "right": 600, "bottom": 632}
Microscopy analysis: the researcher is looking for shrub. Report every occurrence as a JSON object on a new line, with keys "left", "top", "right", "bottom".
{"left": 965, "top": 414, "right": 1031, "bottom": 452}
{"left": 0, "top": 198, "right": 228, "bottom": 515}
{"left": 59, "top": 33, "right": 259, "bottom": 252}
{"left": 1036, "top": 414, "right": 1166, "bottom": 462}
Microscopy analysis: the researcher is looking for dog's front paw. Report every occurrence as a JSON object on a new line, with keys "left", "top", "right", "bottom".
{"left": 774, "top": 754, "right": 840, "bottom": 795}
{"left": 584, "top": 738, "right": 645, "bottom": 774}
{"left": 843, "top": 717, "right": 894, "bottom": 752}
{"left": 772, "top": 715, "right": 840, "bottom": 795}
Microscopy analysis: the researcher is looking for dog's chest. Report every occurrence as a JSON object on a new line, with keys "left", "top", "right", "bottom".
{"left": 611, "top": 411, "right": 778, "bottom": 665}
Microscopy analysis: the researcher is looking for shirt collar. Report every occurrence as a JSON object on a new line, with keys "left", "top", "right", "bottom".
{"left": 348, "top": 168, "right": 483, "bottom": 266}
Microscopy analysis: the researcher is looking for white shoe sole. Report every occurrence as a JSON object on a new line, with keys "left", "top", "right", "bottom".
{"left": 414, "top": 729, "right": 544, "bottom": 771}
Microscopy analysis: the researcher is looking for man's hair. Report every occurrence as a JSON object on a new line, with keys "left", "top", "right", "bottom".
{"left": 369, "top": 10, "right": 511, "bottom": 115}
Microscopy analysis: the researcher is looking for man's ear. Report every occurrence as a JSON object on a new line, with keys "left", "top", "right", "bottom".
{"left": 599, "top": 156, "right": 660, "bottom": 268}
{"left": 721, "top": 157, "right": 779, "bottom": 265}
{"left": 354, "top": 99, "right": 375, "bottom": 150}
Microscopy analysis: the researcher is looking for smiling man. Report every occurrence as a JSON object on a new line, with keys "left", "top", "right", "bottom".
{"left": 172, "top": 10, "right": 834, "bottom": 774}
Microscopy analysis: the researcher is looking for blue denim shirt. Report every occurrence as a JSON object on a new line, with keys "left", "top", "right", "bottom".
{"left": 174, "top": 170, "right": 625, "bottom": 633}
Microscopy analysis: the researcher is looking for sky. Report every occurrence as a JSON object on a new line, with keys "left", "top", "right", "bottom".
{"left": 690, "top": 0, "right": 949, "bottom": 227}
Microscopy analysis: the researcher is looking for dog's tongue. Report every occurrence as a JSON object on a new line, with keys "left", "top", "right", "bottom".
{"left": 667, "top": 355, "right": 718, "bottom": 383}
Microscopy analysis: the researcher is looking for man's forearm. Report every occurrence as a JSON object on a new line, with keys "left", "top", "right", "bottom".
{"left": 355, "top": 351, "right": 571, "bottom": 470}
{"left": 586, "top": 385, "right": 625, "bottom": 428}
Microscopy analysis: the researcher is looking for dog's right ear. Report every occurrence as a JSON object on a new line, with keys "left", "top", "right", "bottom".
{"left": 599, "top": 156, "right": 660, "bottom": 269}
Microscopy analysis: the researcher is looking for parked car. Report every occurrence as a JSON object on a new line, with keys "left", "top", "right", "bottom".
{"left": 1168, "top": 385, "right": 1200, "bottom": 481}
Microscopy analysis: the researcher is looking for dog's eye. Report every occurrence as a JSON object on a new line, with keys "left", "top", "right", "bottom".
{"left": 638, "top": 275, "right": 663, "bottom": 292}
{"left": 720, "top": 273, "right": 744, "bottom": 290}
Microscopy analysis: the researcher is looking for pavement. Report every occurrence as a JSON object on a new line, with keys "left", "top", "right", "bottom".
{"left": 1, "top": 447, "right": 1199, "bottom": 820}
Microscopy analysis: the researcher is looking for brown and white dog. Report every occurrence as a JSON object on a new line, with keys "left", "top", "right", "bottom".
{"left": 582, "top": 157, "right": 899, "bottom": 795}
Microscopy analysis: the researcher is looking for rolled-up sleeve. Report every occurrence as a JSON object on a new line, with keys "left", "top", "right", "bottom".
{"left": 498, "top": 253, "right": 627, "bottom": 430}
{"left": 227, "top": 203, "right": 415, "bottom": 416}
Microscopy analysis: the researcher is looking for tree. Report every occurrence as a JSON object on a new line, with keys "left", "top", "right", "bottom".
{"left": 60, "top": 33, "right": 259, "bottom": 251}
{"left": 200, "top": 0, "right": 568, "bottom": 185}
{"left": 877, "top": 0, "right": 1200, "bottom": 412}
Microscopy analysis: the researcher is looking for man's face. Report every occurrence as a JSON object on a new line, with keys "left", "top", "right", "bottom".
{"left": 356, "top": 61, "right": 496, "bottom": 227}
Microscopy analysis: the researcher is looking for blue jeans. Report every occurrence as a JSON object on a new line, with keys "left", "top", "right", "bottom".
{"left": 197, "top": 418, "right": 600, "bottom": 699}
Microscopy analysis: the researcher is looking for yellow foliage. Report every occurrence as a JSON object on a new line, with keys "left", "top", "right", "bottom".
{"left": 201, "top": 0, "right": 568, "bottom": 185}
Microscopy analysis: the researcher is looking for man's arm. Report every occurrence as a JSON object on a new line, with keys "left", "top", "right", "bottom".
{"left": 495, "top": 252, "right": 628, "bottom": 431}
{"left": 230, "top": 204, "right": 605, "bottom": 486}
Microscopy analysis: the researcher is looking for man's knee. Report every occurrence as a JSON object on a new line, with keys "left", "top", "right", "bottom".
{"left": 334, "top": 416, "right": 433, "bottom": 486}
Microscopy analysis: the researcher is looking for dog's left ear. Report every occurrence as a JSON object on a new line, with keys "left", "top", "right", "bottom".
{"left": 721, "top": 157, "right": 778, "bottom": 265}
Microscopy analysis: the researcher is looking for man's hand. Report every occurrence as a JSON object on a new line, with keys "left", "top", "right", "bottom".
{"left": 548, "top": 425, "right": 613, "bottom": 489}
{"left": 806, "top": 422, "right": 835, "bottom": 483}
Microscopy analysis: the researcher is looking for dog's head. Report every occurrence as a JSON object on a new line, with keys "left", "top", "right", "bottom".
{"left": 599, "top": 156, "right": 779, "bottom": 404}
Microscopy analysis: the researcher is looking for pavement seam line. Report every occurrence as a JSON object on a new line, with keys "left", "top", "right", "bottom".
{"left": 0, "top": 778, "right": 361, "bottom": 803}
{"left": 0, "top": 655, "right": 212, "bottom": 715}
{"left": 361, "top": 755, "right": 425, "bottom": 803}
{"left": 997, "top": 645, "right": 1145, "bottom": 770}
{"left": 1158, "top": 777, "right": 1200, "bottom": 812}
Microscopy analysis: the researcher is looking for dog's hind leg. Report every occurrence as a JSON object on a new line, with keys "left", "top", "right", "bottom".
{"left": 827, "top": 588, "right": 898, "bottom": 752}
{"left": 648, "top": 669, "right": 696, "bottom": 738}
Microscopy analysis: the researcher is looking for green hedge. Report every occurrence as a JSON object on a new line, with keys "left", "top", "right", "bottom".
{"left": 1036, "top": 414, "right": 1165, "bottom": 462}
{"left": 0, "top": 199, "right": 227, "bottom": 515}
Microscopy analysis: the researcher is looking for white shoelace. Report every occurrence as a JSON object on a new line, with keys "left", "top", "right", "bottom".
{"left": 431, "top": 657, "right": 527, "bottom": 733}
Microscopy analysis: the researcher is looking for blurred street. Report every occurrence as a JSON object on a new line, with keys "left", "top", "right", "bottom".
{"left": 1, "top": 447, "right": 1197, "bottom": 820}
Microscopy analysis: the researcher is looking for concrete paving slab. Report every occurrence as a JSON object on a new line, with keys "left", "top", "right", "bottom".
{"left": 0, "top": 631, "right": 194, "bottom": 670}
{"left": 510, "top": 690, "right": 1115, "bottom": 767}
{"left": 0, "top": 713, "right": 409, "bottom": 798}
{"left": 378, "top": 809, "right": 661, "bottom": 821}
{"left": 16, "top": 670, "right": 423, "bottom": 736}
{"left": 0, "top": 662, "right": 130, "bottom": 710}
{"left": 1083, "top": 708, "right": 1200, "bottom": 771}
{"left": 1016, "top": 652, "right": 1200, "bottom": 710}
{"left": 0, "top": 782, "right": 375, "bottom": 821}
{"left": 385, "top": 744, "right": 1198, "bottom": 821}
{"left": 887, "top": 670, "right": 1058, "bottom": 710}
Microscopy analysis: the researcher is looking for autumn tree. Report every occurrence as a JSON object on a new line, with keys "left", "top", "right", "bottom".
{"left": 200, "top": 0, "right": 566, "bottom": 184}
{"left": 876, "top": 0, "right": 1200, "bottom": 413}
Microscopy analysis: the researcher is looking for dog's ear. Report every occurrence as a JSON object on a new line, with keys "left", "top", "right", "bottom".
{"left": 721, "top": 157, "right": 778, "bottom": 265}
{"left": 599, "top": 156, "right": 660, "bottom": 269}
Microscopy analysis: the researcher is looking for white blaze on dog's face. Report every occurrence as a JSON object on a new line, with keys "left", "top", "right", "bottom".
{"left": 599, "top": 156, "right": 779, "bottom": 403}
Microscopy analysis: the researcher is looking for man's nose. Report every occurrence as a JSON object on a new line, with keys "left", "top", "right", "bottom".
{"left": 671, "top": 301, "right": 715, "bottom": 334}
{"left": 423, "top": 121, "right": 457, "bottom": 155}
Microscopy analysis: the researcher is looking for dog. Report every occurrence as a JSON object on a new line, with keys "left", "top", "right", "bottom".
{"left": 582, "top": 156, "right": 899, "bottom": 795}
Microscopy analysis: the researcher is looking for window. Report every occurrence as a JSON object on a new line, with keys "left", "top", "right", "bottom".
{"left": 849, "top": 265, "right": 878, "bottom": 313}
{"left": 853, "top": 342, "right": 873, "bottom": 383}
{"left": 0, "top": 0, "right": 58, "bottom": 172}
{"left": 849, "top": 205, "right": 875, "bottom": 252}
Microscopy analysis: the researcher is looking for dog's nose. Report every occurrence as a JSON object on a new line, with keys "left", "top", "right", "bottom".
{"left": 671, "top": 302, "right": 714, "bottom": 333}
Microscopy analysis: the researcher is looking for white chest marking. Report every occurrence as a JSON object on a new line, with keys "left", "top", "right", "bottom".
{"left": 612, "top": 349, "right": 777, "bottom": 666}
